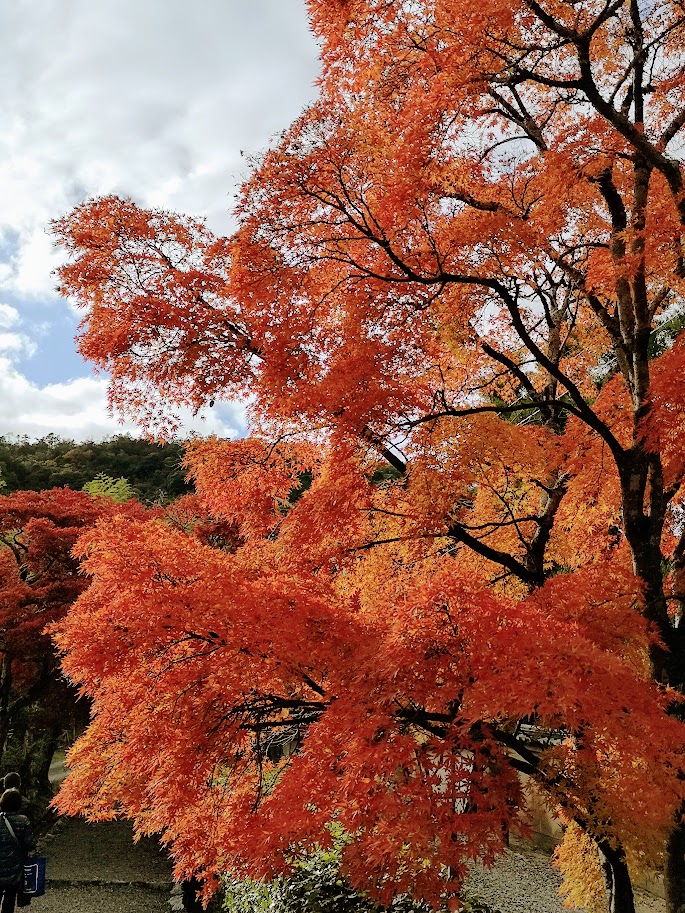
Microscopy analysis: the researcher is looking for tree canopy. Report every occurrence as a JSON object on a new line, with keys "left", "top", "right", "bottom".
{"left": 0, "top": 488, "right": 153, "bottom": 796}
{"left": 51, "top": 2, "right": 685, "bottom": 912}
{"left": 0, "top": 435, "right": 191, "bottom": 504}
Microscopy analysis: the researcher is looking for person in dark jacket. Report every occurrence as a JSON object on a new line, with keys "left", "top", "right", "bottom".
{"left": 0, "top": 789, "right": 35, "bottom": 913}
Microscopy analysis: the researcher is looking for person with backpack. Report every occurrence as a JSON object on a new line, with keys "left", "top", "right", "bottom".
{"left": 0, "top": 789, "right": 35, "bottom": 912}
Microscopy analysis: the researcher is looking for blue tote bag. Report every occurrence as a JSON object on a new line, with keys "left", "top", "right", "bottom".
{"left": 23, "top": 856, "right": 46, "bottom": 897}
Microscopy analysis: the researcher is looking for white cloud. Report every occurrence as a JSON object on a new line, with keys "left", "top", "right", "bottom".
{"left": 0, "top": 0, "right": 320, "bottom": 439}
{"left": 7, "top": 227, "right": 62, "bottom": 298}
{"left": 0, "top": 303, "right": 36, "bottom": 359}
{"left": 0, "top": 1, "right": 319, "bottom": 238}
{"left": 0, "top": 360, "right": 246, "bottom": 441}
{"left": 0, "top": 304, "right": 19, "bottom": 327}
{"left": 0, "top": 332, "right": 36, "bottom": 357}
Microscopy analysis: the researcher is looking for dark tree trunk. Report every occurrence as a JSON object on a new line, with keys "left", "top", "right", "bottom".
{"left": 0, "top": 653, "right": 13, "bottom": 766}
{"left": 599, "top": 842, "right": 636, "bottom": 913}
{"left": 617, "top": 454, "right": 676, "bottom": 910}
{"left": 666, "top": 811, "right": 685, "bottom": 913}
{"left": 620, "top": 462, "right": 670, "bottom": 672}
{"left": 26, "top": 721, "right": 61, "bottom": 796}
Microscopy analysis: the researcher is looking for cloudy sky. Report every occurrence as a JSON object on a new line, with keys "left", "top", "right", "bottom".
{"left": 0, "top": 0, "right": 320, "bottom": 441}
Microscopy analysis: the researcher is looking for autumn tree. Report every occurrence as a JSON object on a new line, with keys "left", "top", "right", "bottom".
{"left": 0, "top": 488, "right": 151, "bottom": 799}
{"left": 52, "top": 1, "right": 685, "bottom": 911}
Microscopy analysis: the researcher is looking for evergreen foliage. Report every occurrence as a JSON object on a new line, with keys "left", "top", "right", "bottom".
{"left": 0, "top": 434, "right": 191, "bottom": 503}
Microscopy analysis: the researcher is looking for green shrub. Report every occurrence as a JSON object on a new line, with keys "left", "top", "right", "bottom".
{"left": 222, "top": 843, "right": 496, "bottom": 913}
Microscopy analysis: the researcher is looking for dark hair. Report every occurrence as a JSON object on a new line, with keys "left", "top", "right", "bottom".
{"left": 3, "top": 773, "right": 20, "bottom": 791}
{"left": 0, "top": 789, "right": 21, "bottom": 813}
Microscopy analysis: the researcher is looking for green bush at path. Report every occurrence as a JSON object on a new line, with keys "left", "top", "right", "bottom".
{"left": 222, "top": 840, "right": 496, "bottom": 913}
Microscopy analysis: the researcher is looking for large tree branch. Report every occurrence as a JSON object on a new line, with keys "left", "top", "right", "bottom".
{"left": 485, "top": 278, "right": 626, "bottom": 462}
{"left": 480, "top": 342, "right": 541, "bottom": 399}
{"left": 446, "top": 520, "right": 543, "bottom": 585}
{"left": 398, "top": 399, "right": 587, "bottom": 429}
{"left": 526, "top": 475, "right": 569, "bottom": 577}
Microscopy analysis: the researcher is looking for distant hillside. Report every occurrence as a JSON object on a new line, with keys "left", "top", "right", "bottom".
{"left": 0, "top": 434, "right": 193, "bottom": 504}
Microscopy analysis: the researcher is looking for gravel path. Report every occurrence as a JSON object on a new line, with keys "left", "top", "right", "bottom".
{"left": 35, "top": 763, "right": 669, "bottom": 913}
{"left": 464, "top": 843, "right": 667, "bottom": 913}
{"left": 34, "top": 819, "right": 669, "bottom": 913}
{"left": 35, "top": 817, "right": 174, "bottom": 913}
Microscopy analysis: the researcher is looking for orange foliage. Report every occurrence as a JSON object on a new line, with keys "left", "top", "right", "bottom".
{"left": 54, "top": 513, "right": 683, "bottom": 904}
{"left": 52, "top": 0, "right": 685, "bottom": 909}
{"left": 0, "top": 488, "right": 153, "bottom": 754}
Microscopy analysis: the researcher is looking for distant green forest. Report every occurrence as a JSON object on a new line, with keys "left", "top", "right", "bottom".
{"left": 0, "top": 435, "right": 193, "bottom": 504}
